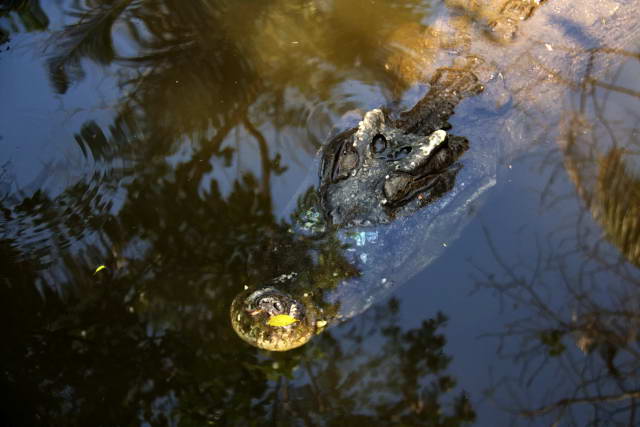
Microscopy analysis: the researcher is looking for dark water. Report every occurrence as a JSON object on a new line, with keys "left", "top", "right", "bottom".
{"left": 1, "top": 0, "right": 640, "bottom": 425}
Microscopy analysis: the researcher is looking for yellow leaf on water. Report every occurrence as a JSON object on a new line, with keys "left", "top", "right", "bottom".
{"left": 266, "top": 314, "right": 299, "bottom": 327}
{"left": 94, "top": 265, "right": 107, "bottom": 275}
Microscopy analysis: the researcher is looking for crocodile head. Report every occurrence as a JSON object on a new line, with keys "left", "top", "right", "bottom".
{"left": 319, "top": 108, "right": 469, "bottom": 227}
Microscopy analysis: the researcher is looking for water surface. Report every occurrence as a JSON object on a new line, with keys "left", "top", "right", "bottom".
{"left": 2, "top": 0, "right": 640, "bottom": 425}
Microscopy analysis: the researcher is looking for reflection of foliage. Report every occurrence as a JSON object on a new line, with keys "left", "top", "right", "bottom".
{"left": 562, "top": 117, "right": 640, "bottom": 267}
{"left": 537, "top": 329, "right": 566, "bottom": 357}
{"left": 4, "top": 0, "right": 598, "bottom": 424}
{"left": 473, "top": 56, "right": 640, "bottom": 425}
{"left": 476, "top": 224, "right": 640, "bottom": 425}
{"left": 47, "top": 0, "right": 130, "bottom": 93}
{"left": 2, "top": 226, "right": 473, "bottom": 425}
{"left": 249, "top": 300, "right": 475, "bottom": 425}
{"left": 593, "top": 149, "right": 640, "bottom": 266}
{"left": 548, "top": 49, "right": 640, "bottom": 267}
{"left": 0, "top": 0, "right": 48, "bottom": 45}
{"left": 0, "top": 38, "right": 360, "bottom": 417}
{"left": 44, "top": 0, "right": 435, "bottom": 109}
{"left": 1, "top": 176, "right": 322, "bottom": 425}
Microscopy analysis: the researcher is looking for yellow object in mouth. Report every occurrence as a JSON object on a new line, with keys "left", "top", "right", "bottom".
{"left": 266, "top": 314, "right": 299, "bottom": 327}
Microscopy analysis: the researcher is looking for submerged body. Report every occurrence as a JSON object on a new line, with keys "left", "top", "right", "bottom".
{"left": 232, "top": 68, "right": 489, "bottom": 351}
{"left": 231, "top": 0, "right": 640, "bottom": 351}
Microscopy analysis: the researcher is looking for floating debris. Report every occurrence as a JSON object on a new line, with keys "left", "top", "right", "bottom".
{"left": 266, "top": 314, "right": 299, "bottom": 327}
{"left": 93, "top": 265, "right": 107, "bottom": 275}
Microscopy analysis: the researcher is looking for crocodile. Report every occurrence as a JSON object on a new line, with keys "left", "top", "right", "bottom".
{"left": 231, "top": 66, "right": 490, "bottom": 351}
{"left": 319, "top": 68, "right": 481, "bottom": 228}
{"left": 231, "top": 0, "right": 640, "bottom": 351}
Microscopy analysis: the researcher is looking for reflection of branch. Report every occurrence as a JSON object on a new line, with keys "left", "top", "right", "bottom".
{"left": 587, "top": 79, "right": 640, "bottom": 99}
{"left": 47, "top": 0, "right": 132, "bottom": 93}
{"left": 529, "top": 42, "right": 640, "bottom": 61}
{"left": 243, "top": 117, "right": 272, "bottom": 197}
{"left": 186, "top": 112, "right": 241, "bottom": 183}
{"left": 480, "top": 226, "right": 566, "bottom": 326}
{"left": 303, "top": 360, "right": 325, "bottom": 412}
{"left": 522, "top": 390, "right": 640, "bottom": 416}
{"left": 525, "top": 45, "right": 640, "bottom": 101}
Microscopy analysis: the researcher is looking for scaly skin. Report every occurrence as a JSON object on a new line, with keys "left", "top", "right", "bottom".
{"left": 319, "top": 68, "right": 482, "bottom": 227}
{"left": 231, "top": 67, "right": 483, "bottom": 351}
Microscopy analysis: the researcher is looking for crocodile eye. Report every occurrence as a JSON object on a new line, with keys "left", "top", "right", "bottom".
{"left": 270, "top": 300, "right": 283, "bottom": 312}
{"left": 259, "top": 296, "right": 284, "bottom": 314}
{"left": 333, "top": 144, "right": 359, "bottom": 181}
{"left": 371, "top": 133, "right": 387, "bottom": 154}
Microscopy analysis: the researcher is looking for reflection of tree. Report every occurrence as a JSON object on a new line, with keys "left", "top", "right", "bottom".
{"left": 4, "top": 4, "right": 457, "bottom": 424}
{"left": 46, "top": 0, "right": 435, "bottom": 105}
{"left": 1, "top": 167, "right": 348, "bottom": 425}
{"left": 2, "top": 217, "right": 473, "bottom": 425}
{"left": 3, "top": 66, "right": 353, "bottom": 424}
{"left": 2, "top": 54, "right": 348, "bottom": 425}
{"left": 5, "top": 0, "right": 638, "bottom": 424}
{"left": 476, "top": 225, "right": 640, "bottom": 425}
{"left": 473, "top": 56, "right": 640, "bottom": 425}
{"left": 559, "top": 52, "right": 640, "bottom": 267}
{"left": 271, "top": 301, "right": 476, "bottom": 425}
{"left": 0, "top": 0, "right": 48, "bottom": 45}
{"left": 1, "top": 0, "right": 447, "bottom": 335}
